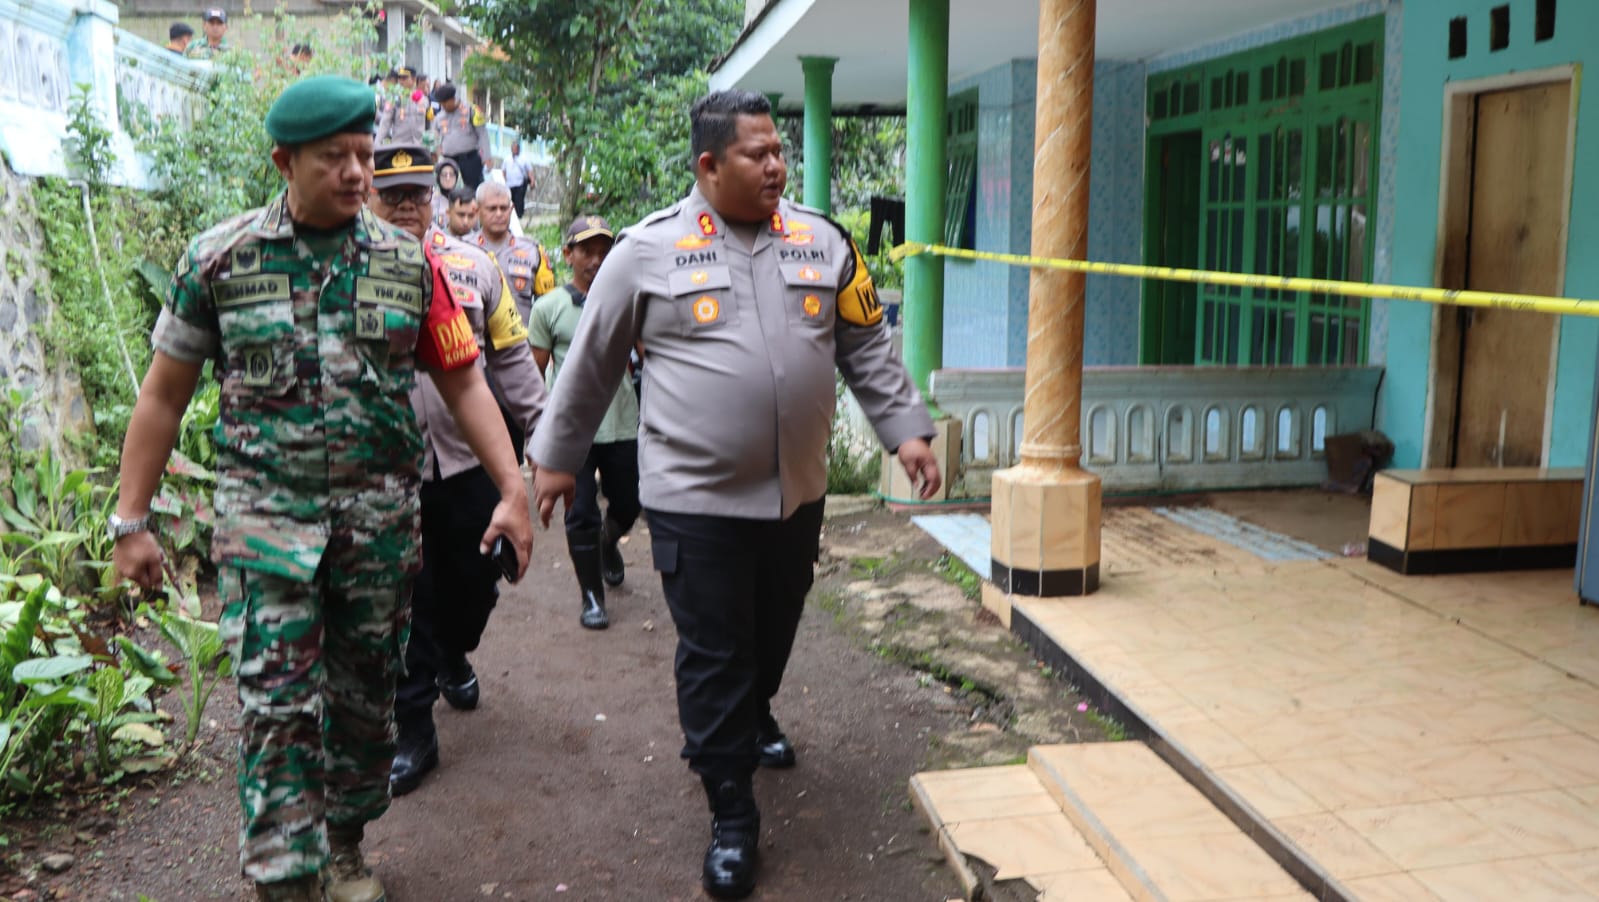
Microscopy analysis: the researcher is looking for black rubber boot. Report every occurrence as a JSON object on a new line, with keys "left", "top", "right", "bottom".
{"left": 700, "top": 774, "right": 760, "bottom": 899}
{"left": 600, "top": 517, "right": 626, "bottom": 588}
{"left": 568, "top": 529, "right": 609, "bottom": 630}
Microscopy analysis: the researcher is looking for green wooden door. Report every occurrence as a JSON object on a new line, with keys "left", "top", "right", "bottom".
{"left": 1141, "top": 131, "right": 1201, "bottom": 365}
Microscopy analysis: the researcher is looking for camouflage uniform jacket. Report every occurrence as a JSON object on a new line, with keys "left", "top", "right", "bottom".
{"left": 470, "top": 232, "right": 555, "bottom": 325}
{"left": 412, "top": 227, "right": 548, "bottom": 480}
{"left": 185, "top": 39, "right": 230, "bottom": 60}
{"left": 151, "top": 192, "right": 478, "bottom": 583}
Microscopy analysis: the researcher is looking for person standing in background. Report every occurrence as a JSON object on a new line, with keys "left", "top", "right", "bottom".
{"left": 165, "top": 22, "right": 194, "bottom": 54}
{"left": 185, "top": 7, "right": 228, "bottom": 59}
{"left": 502, "top": 139, "right": 533, "bottom": 219}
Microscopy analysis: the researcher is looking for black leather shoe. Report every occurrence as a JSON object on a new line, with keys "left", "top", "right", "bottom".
{"left": 701, "top": 778, "right": 759, "bottom": 899}
{"left": 600, "top": 519, "right": 626, "bottom": 588}
{"left": 389, "top": 730, "right": 438, "bottom": 797}
{"left": 756, "top": 713, "right": 795, "bottom": 769}
{"left": 438, "top": 655, "right": 479, "bottom": 711}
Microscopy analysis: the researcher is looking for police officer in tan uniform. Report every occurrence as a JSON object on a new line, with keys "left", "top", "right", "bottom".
{"left": 431, "top": 83, "right": 490, "bottom": 190}
{"left": 377, "top": 67, "right": 431, "bottom": 146}
{"left": 531, "top": 90, "right": 941, "bottom": 900}
{"left": 470, "top": 180, "right": 555, "bottom": 324}
{"left": 363, "top": 144, "right": 549, "bottom": 797}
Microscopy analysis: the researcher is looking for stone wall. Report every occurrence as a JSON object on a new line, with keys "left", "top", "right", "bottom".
{"left": 0, "top": 161, "right": 93, "bottom": 458}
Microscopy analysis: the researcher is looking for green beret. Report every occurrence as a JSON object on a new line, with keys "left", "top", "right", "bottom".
{"left": 265, "top": 75, "right": 376, "bottom": 145}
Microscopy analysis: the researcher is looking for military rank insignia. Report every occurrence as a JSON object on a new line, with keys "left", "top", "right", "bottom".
{"left": 242, "top": 348, "right": 273, "bottom": 387}
{"left": 356, "top": 307, "right": 384, "bottom": 339}
{"left": 696, "top": 213, "right": 717, "bottom": 236}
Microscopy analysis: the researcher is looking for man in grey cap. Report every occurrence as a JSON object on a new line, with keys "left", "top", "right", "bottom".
{"left": 530, "top": 89, "right": 940, "bottom": 899}
{"left": 527, "top": 215, "right": 638, "bottom": 629}
{"left": 186, "top": 7, "right": 229, "bottom": 59}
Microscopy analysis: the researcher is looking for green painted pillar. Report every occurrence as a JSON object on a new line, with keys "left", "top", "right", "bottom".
{"left": 765, "top": 92, "right": 783, "bottom": 112}
{"left": 904, "top": 0, "right": 948, "bottom": 399}
{"left": 800, "top": 56, "right": 837, "bottom": 213}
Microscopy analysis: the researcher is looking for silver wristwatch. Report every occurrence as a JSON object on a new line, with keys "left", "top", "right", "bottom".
{"left": 108, "top": 512, "right": 151, "bottom": 540}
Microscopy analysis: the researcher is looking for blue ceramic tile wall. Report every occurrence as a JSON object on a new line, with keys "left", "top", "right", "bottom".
{"left": 1084, "top": 60, "right": 1145, "bottom": 367}
{"left": 943, "top": 60, "right": 1029, "bottom": 368}
{"left": 942, "top": 58, "right": 1144, "bottom": 368}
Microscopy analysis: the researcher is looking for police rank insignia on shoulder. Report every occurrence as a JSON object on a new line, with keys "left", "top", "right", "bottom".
{"left": 431, "top": 232, "right": 447, "bottom": 247}
{"left": 696, "top": 213, "right": 717, "bottom": 237}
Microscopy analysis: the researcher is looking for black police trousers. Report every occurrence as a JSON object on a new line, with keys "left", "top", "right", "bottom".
{"left": 565, "top": 439, "right": 641, "bottom": 535}
{"left": 647, "top": 498, "right": 825, "bottom": 779}
{"left": 396, "top": 465, "right": 502, "bottom": 729}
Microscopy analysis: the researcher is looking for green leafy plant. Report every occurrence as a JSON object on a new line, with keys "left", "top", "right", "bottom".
{"left": 0, "top": 448, "right": 112, "bottom": 599}
{"left": 78, "top": 666, "right": 162, "bottom": 779}
{"left": 64, "top": 85, "right": 116, "bottom": 186}
{"left": 141, "top": 607, "right": 231, "bottom": 747}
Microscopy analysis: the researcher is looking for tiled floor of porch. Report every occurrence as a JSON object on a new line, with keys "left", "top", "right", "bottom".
{"left": 931, "top": 492, "right": 1599, "bottom": 899}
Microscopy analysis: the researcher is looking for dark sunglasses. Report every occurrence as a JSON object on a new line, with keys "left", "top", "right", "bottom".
{"left": 377, "top": 185, "right": 432, "bottom": 207}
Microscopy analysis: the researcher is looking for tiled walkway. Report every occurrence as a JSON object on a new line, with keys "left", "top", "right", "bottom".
{"left": 1012, "top": 501, "right": 1599, "bottom": 900}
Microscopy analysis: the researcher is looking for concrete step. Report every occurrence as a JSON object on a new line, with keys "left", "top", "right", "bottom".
{"left": 1029, "top": 743, "right": 1312, "bottom": 901}
{"left": 912, "top": 743, "right": 1312, "bottom": 901}
{"left": 910, "top": 763, "right": 1132, "bottom": 900}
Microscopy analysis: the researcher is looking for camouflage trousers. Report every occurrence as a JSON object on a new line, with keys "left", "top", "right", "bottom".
{"left": 219, "top": 560, "right": 411, "bottom": 883}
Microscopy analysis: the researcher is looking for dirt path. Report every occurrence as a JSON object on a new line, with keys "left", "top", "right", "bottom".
{"left": 10, "top": 502, "right": 1072, "bottom": 901}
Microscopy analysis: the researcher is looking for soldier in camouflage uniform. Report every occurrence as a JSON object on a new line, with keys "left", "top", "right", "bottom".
{"left": 110, "top": 76, "right": 534, "bottom": 902}
{"left": 361, "top": 143, "right": 549, "bottom": 796}
{"left": 470, "top": 180, "right": 555, "bottom": 324}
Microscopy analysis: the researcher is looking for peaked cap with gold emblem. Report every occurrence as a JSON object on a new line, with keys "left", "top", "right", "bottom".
{"left": 372, "top": 143, "right": 436, "bottom": 188}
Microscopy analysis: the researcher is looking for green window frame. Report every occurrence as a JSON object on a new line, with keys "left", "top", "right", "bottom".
{"left": 1144, "top": 17, "right": 1383, "bottom": 366}
{"left": 945, "top": 90, "right": 978, "bottom": 249}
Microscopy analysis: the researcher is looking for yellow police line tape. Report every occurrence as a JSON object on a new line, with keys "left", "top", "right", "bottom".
{"left": 889, "top": 241, "right": 1599, "bottom": 318}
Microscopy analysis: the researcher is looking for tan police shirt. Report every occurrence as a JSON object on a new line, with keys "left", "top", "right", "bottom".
{"left": 530, "top": 185, "right": 934, "bottom": 520}
{"left": 434, "top": 102, "right": 488, "bottom": 160}
{"left": 471, "top": 232, "right": 554, "bottom": 325}
{"left": 412, "top": 227, "right": 548, "bottom": 480}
